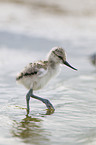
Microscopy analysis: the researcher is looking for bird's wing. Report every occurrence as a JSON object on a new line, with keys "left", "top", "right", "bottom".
{"left": 34, "top": 61, "right": 48, "bottom": 77}
{"left": 37, "top": 67, "right": 48, "bottom": 77}
{"left": 16, "top": 61, "right": 48, "bottom": 80}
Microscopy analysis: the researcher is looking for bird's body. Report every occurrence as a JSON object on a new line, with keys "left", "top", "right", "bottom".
{"left": 16, "top": 60, "right": 60, "bottom": 90}
{"left": 16, "top": 47, "right": 77, "bottom": 115}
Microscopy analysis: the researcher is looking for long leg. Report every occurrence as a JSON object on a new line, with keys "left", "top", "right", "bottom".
{"left": 26, "top": 89, "right": 32, "bottom": 115}
{"left": 31, "top": 91, "right": 55, "bottom": 111}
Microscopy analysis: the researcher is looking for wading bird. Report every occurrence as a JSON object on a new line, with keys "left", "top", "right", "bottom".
{"left": 16, "top": 47, "right": 77, "bottom": 115}
{"left": 90, "top": 53, "right": 96, "bottom": 66}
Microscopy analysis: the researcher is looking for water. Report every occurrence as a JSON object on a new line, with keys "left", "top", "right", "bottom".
{"left": 0, "top": 1, "right": 96, "bottom": 145}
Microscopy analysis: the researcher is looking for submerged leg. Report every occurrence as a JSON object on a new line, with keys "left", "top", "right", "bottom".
{"left": 26, "top": 89, "right": 32, "bottom": 115}
{"left": 31, "top": 93, "right": 55, "bottom": 111}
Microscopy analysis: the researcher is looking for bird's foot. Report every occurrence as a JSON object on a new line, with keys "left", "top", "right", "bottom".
{"left": 45, "top": 108, "right": 55, "bottom": 115}
{"left": 26, "top": 108, "right": 30, "bottom": 116}
{"left": 43, "top": 99, "right": 55, "bottom": 112}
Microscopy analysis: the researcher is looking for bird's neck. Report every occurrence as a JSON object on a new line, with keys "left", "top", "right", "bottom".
{"left": 47, "top": 60, "right": 60, "bottom": 79}
{"left": 48, "top": 60, "right": 60, "bottom": 69}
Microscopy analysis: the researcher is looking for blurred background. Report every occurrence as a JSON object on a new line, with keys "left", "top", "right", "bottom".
{"left": 0, "top": 1, "right": 96, "bottom": 145}
{"left": 0, "top": 0, "right": 96, "bottom": 40}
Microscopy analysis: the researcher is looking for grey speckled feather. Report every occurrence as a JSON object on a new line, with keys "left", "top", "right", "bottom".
{"left": 16, "top": 60, "right": 48, "bottom": 80}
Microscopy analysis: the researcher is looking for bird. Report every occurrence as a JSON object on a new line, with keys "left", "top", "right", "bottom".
{"left": 16, "top": 47, "right": 77, "bottom": 115}
{"left": 90, "top": 53, "right": 96, "bottom": 66}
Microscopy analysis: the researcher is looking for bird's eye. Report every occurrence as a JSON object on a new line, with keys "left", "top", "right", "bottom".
{"left": 53, "top": 51, "right": 63, "bottom": 60}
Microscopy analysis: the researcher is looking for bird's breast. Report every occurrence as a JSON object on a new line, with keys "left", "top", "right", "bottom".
{"left": 32, "top": 66, "right": 60, "bottom": 90}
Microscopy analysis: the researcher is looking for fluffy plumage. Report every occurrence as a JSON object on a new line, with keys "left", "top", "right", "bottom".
{"left": 16, "top": 47, "right": 77, "bottom": 90}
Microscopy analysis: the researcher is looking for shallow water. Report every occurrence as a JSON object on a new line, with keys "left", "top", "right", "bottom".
{"left": 0, "top": 31, "right": 96, "bottom": 145}
{"left": 0, "top": 1, "right": 96, "bottom": 145}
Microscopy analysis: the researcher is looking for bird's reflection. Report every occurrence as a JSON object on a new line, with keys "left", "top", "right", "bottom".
{"left": 11, "top": 115, "right": 50, "bottom": 144}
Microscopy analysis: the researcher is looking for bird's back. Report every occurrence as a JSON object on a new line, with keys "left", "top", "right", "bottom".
{"left": 16, "top": 60, "right": 48, "bottom": 81}
{"left": 16, "top": 61, "right": 50, "bottom": 90}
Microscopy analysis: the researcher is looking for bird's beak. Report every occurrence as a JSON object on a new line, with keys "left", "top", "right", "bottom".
{"left": 64, "top": 61, "right": 77, "bottom": 71}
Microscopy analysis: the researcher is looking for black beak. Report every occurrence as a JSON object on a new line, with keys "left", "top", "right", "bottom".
{"left": 64, "top": 61, "right": 77, "bottom": 71}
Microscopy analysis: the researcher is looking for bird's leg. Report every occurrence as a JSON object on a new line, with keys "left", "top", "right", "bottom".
{"left": 26, "top": 89, "right": 32, "bottom": 115}
{"left": 31, "top": 92, "right": 55, "bottom": 111}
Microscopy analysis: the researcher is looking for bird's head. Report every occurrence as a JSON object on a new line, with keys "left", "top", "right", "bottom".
{"left": 48, "top": 46, "right": 77, "bottom": 70}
